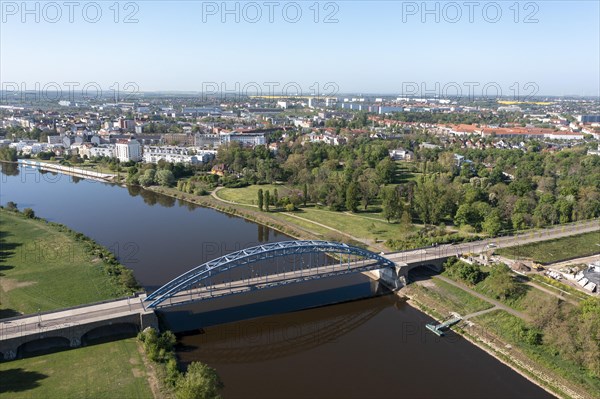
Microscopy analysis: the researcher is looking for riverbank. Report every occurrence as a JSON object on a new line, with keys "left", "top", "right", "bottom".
{"left": 0, "top": 208, "right": 138, "bottom": 316}
{"left": 402, "top": 282, "right": 598, "bottom": 399}
{"left": 17, "top": 159, "right": 117, "bottom": 182}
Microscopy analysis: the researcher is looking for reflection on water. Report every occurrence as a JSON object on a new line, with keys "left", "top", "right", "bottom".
{"left": 178, "top": 295, "right": 393, "bottom": 365}
{"left": 179, "top": 296, "right": 554, "bottom": 399}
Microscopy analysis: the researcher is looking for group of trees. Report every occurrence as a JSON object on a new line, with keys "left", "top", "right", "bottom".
{"left": 257, "top": 188, "right": 302, "bottom": 212}
{"left": 138, "top": 328, "right": 223, "bottom": 399}
{"left": 127, "top": 161, "right": 195, "bottom": 188}
{"left": 444, "top": 258, "right": 523, "bottom": 300}
{"left": 526, "top": 297, "right": 600, "bottom": 378}
{"left": 209, "top": 134, "right": 600, "bottom": 235}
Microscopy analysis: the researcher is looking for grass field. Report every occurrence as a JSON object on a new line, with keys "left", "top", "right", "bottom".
{"left": 217, "top": 184, "right": 290, "bottom": 206}
{"left": 0, "top": 210, "right": 125, "bottom": 317}
{"left": 217, "top": 184, "right": 416, "bottom": 243}
{"left": 0, "top": 338, "right": 153, "bottom": 399}
{"left": 496, "top": 230, "right": 600, "bottom": 264}
{"left": 474, "top": 310, "right": 600, "bottom": 397}
{"left": 408, "top": 278, "right": 493, "bottom": 316}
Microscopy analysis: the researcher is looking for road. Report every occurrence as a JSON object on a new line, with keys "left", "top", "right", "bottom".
{"left": 0, "top": 297, "right": 147, "bottom": 340}
{"left": 384, "top": 219, "right": 599, "bottom": 265}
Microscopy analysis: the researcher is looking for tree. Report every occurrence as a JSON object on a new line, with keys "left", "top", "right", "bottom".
{"left": 0, "top": 147, "right": 17, "bottom": 162}
{"left": 302, "top": 183, "right": 308, "bottom": 206}
{"left": 357, "top": 168, "right": 379, "bottom": 210}
{"left": 375, "top": 158, "right": 396, "bottom": 185}
{"left": 482, "top": 210, "right": 502, "bottom": 236}
{"left": 175, "top": 362, "right": 223, "bottom": 399}
{"left": 412, "top": 176, "right": 446, "bottom": 225}
{"left": 23, "top": 208, "right": 35, "bottom": 218}
{"left": 485, "top": 264, "right": 523, "bottom": 300}
{"left": 264, "top": 190, "right": 270, "bottom": 212}
{"left": 345, "top": 182, "right": 360, "bottom": 213}
{"left": 273, "top": 188, "right": 279, "bottom": 207}
{"left": 156, "top": 170, "right": 175, "bottom": 187}
{"left": 257, "top": 188, "right": 264, "bottom": 211}
{"left": 139, "top": 169, "right": 156, "bottom": 187}
{"left": 381, "top": 186, "right": 403, "bottom": 223}
{"left": 5, "top": 201, "right": 18, "bottom": 211}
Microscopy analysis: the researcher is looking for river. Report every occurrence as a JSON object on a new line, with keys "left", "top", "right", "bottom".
{"left": 0, "top": 163, "right": 553, "bottom": 398}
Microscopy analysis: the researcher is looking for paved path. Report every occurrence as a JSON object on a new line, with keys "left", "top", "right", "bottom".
{"left": 281, "top": 212, "right": 386, "bottom": 251}
{"left": 434, "top": 275, "right": 527, "bottom": 320}
{"left": 463, "top": 306, "right": 500, "bottom": 320}
{"left": 211, "top": 187, "right": 257, "bottom": 207}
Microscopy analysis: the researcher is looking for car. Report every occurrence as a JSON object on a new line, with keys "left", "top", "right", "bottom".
{"left": 486, "top": 243, "right": 497, "bottom": 248}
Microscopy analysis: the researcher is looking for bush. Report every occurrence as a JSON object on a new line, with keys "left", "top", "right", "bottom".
{"left": 23, "top": 208, "right": 35, "bottom": 218}
{"left": 175, "top": 362, "right": 223, "bottom": 399}
{"left": 5, "top": 201, "right": 18, "bottom": 211}
{"left": 444, "top": 258, "right": 484, "bottom": 285}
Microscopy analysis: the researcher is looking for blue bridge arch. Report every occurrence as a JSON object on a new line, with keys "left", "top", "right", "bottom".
{"left": 144, "top": 240, "right": 396, "bottom": 309}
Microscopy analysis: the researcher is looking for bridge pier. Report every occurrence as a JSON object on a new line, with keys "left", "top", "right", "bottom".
{"left": 366, "top": 263, "right": 408, "bottom": 290}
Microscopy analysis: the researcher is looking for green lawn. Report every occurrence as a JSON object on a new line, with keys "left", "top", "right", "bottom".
{"left": 0, "top": 338, "right": 153, "bottom": 399}
{"left": 286, "top": 207, "right": 414, "bottom": 243}
{"left": 0, "top": 210, "right": 125, "bottom": 317}
{"left": 430, "top": 278, "right": 493, "bottom": 314}
{"left": 410, "top": 278, "right": 493, "bottom": 316}
{"left": 216, "top": 184, "right": 416, "bottom": 243}
{"left": 496, "top": 230, "right": 600, "bottom": 264}
{"left": 217, "top": 184, "right": 291, "bottom": 206}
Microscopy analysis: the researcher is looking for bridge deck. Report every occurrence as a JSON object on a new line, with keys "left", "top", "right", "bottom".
{"left": 0, "top": 297, "right": 149, "bottom": 341}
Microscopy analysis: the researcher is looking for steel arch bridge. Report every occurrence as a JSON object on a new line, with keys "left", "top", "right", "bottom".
{"left": 144, "top": 240, "right": 396, "bottom": 309}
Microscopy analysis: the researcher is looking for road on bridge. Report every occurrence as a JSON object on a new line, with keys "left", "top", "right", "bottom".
{"left": 384, "top": 219, "right": 599, "bottom": 265}
{"left": 0, "top": 297, "right": 147, "bottom": 341}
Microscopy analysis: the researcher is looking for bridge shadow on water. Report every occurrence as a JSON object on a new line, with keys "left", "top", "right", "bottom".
{"left": 160, "top": 275, "right": 391, "bottom": 334}
{"left": 175, "top": 291, "right": 401, "bottom": 365}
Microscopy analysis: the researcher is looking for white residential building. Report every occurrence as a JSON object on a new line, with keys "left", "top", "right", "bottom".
{"left": 115, "top": 139, "right": 142, "bottom": 162}
{"left": 389, "top": 148, "right": 414, "bottom": 161}
{"left": 142, "top": 145, "right": 216, "bottom": 165}
{"left": 220, "top": 133, "right": 266, "bottom": 147}
{"left": 89, "top": 145, "right": 115, "bottom": 158}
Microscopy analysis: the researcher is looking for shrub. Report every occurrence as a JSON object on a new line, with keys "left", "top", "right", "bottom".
{"left": 23, "top": 208, "right": 35, "bottom": 218}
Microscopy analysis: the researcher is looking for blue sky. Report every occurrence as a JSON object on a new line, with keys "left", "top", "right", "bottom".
{"left": 1, "top": 1, "right": 599, "bottom": 96}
